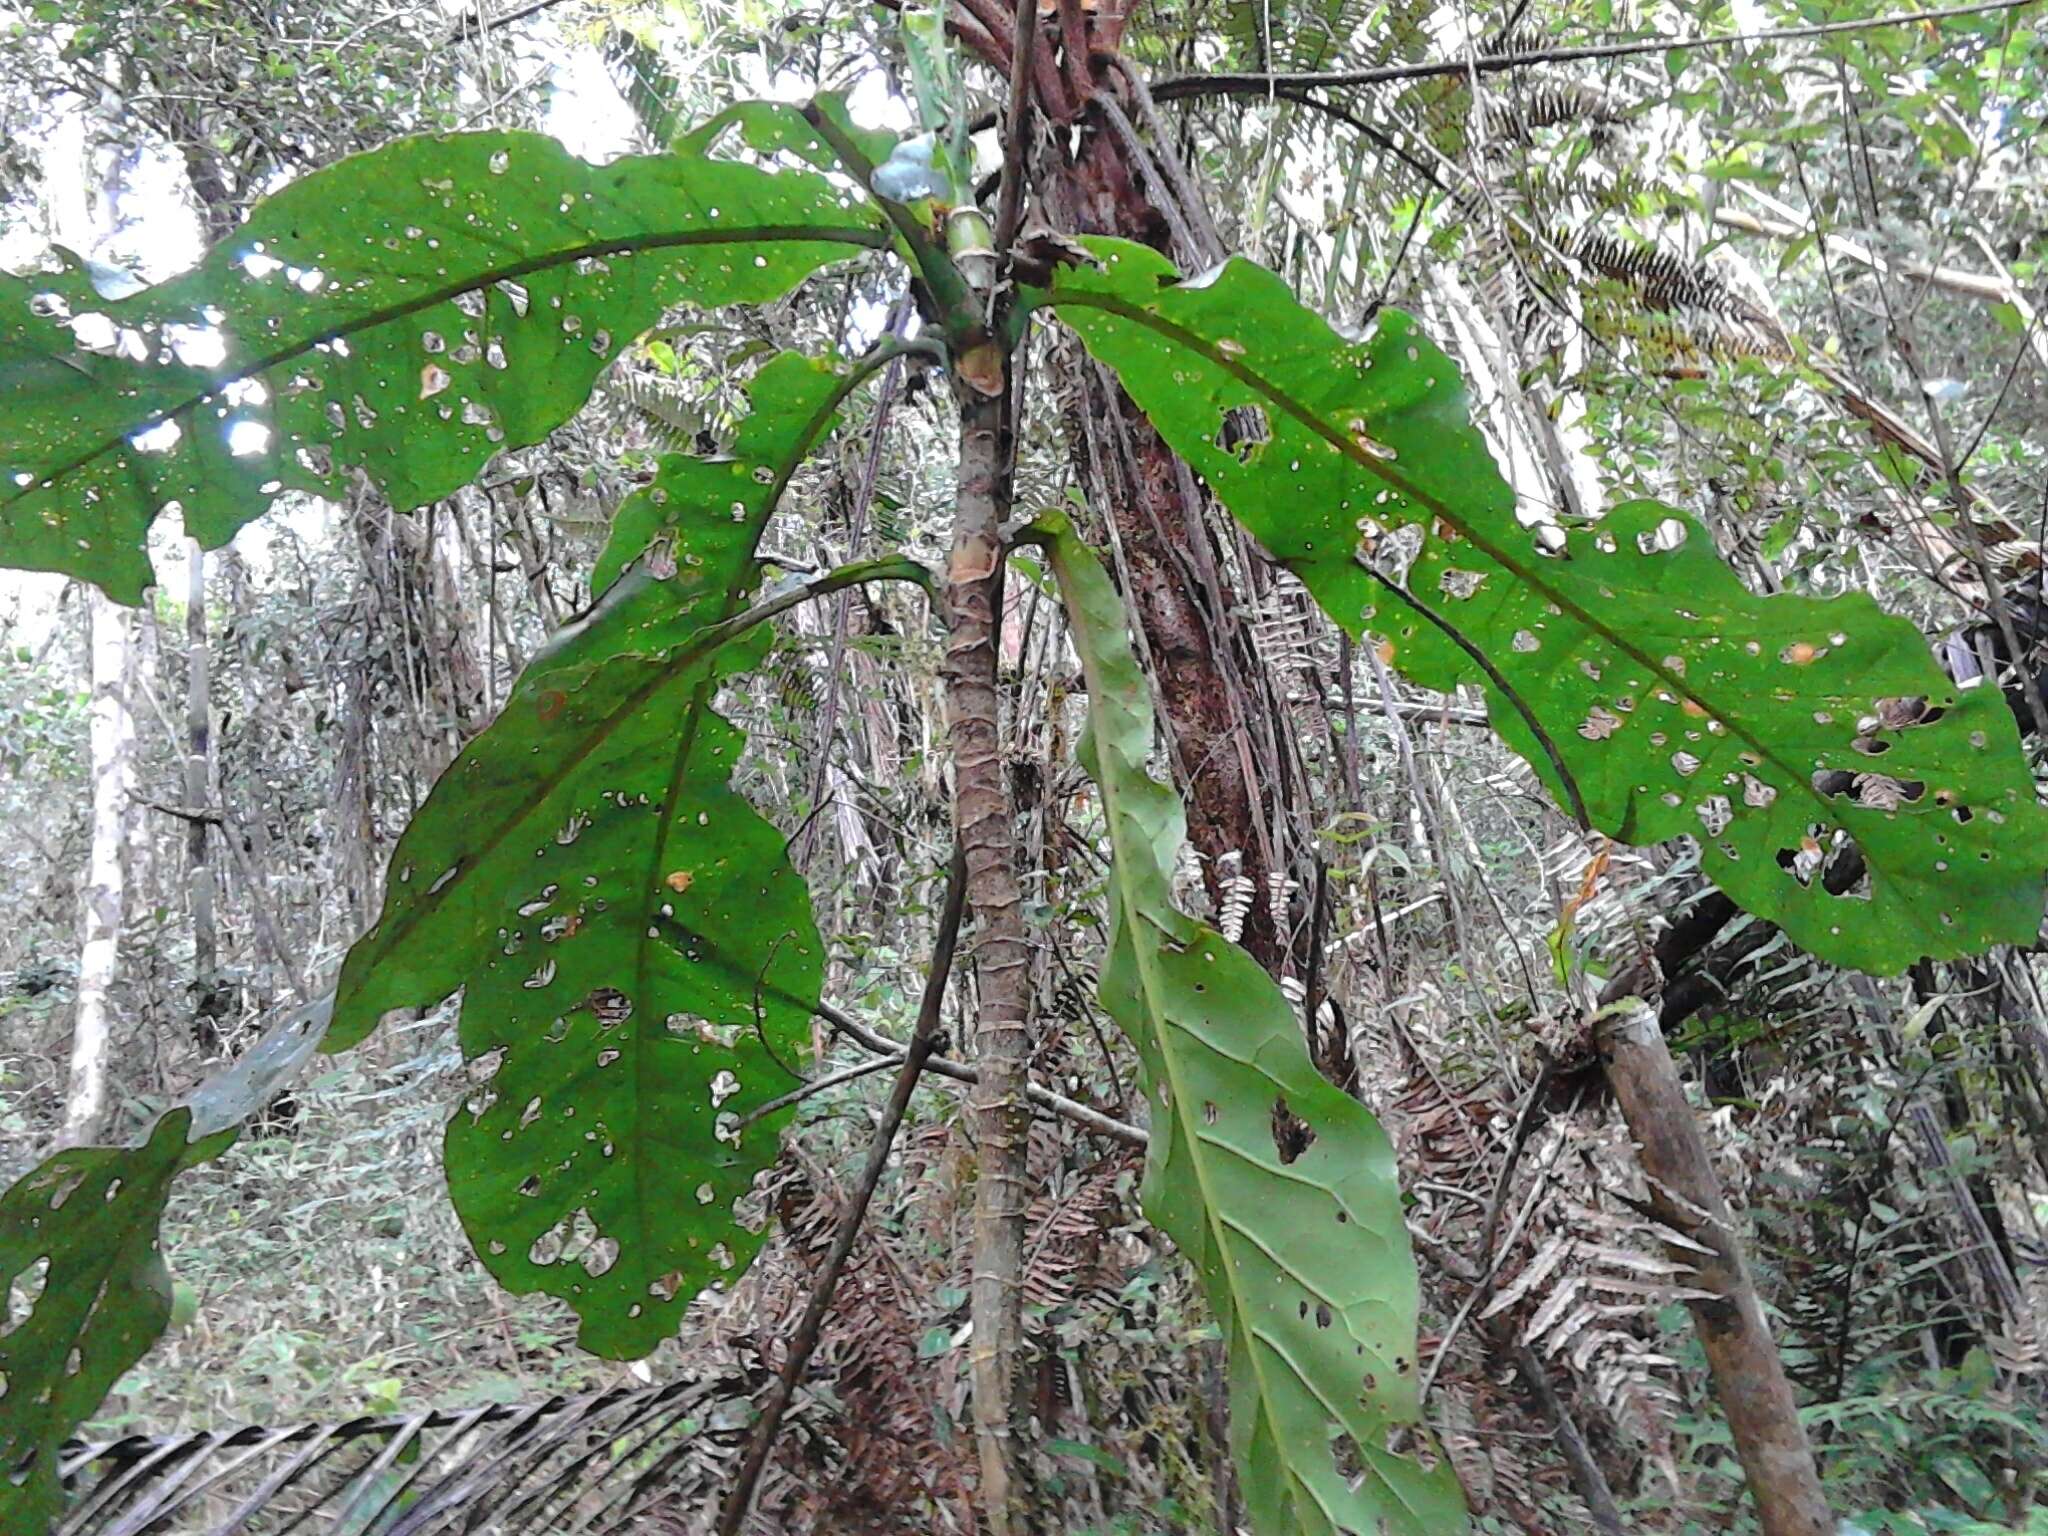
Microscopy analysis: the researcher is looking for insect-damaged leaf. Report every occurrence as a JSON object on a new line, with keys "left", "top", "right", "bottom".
{"left": 1028, "top": 513, "right": 1465, "bottom": 1536}
{"left": 330, "top": 355, "right": 856, "bottom": 1358}
{"left": 0, "top": 125, "right": 884, "bottom": 600}
{"left": 1, "top": 1111, "right": 233, "bottom": 1533}
{"left": 1047, "top": 243, "right": 2048, "bottom": 974}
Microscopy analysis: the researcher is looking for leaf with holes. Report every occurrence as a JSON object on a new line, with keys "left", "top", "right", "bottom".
{"left": 330, "top": 354, "right": 863, "bottom": 1357}
{"left": 1028, "top": 512, "right": 1465, "bottom": 1536}
{"left": 0, "top": 125, "right": 884, "bottom": 601}
{"left": 1, "top": 1111, "right": 233, "bottom": 1532}
{"left": 1047, "top": 243, "right": 2047, "bottom": 974}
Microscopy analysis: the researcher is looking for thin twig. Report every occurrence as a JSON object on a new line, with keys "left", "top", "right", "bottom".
{"left": 715, "top": 846, "right": 967, "bottom": 1536}
{"left": 444, "top": 0, "right": 579, "bottom": 44}
{"left": 796, "top": 297, "right": 916, "bottom": 870}
{"left": 1478, "top": 1059, "right": 1561, "bottom": 1264}
{"left": 735, "top": 1053, "right": 907, "bottom": 1129}
{"left": 813, "top": 998, "right": 1145, "bottom": 1147}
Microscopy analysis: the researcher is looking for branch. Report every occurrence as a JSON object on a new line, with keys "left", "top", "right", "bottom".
{"left": 1713, "top": 206, "right": 2024, "bottom": 308}
{"left": 445, "top": 0, "right": 580, "bottom": 45}
{"left": 813, "top": 998, "right": 1145, "bottom": 1147}
{"left": 1226, "top": 82, "right": 1446, "bottom": 192}
{"left": 136, "top": 797, "right": 220, "bottom": 825}
{"left": 716, "top": 847, "right": 968, "bottom": 1536}
{"left": 1353, "top": 551, "right": 1593, "bottom": 831}
{"left": 992, "top": 0, "right": 1039, "bottom": 251}
{"left": 734, "top": 1054, "right": 905, "bottom": 1129}
{"left": 1150, "top": 0, "right": 2031, "bottom": 101}
{"left": 1592, "top": 998, "right": 1831, "bottom": 1533}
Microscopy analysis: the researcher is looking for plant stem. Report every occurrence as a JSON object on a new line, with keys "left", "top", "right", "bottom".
{"left": 947, "top": 361, "right": 1034, "bottom": 1532}
{"left": 811, "top": 998, "right": 1144, "bottom": 1147}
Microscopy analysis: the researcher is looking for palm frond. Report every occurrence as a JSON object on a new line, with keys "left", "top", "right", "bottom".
{"left": 58, "top": 1377, "right": 739, "bottom": 1536}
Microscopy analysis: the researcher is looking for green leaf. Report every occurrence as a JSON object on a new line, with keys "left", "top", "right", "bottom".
{"left": 678, "top": 93, "right": 899, "bottom": 184}
{"left": 1046, "top": 1437, "right": 1131, "bottom": 1477}
{"left": 0, "top": 1111, "right": 234, "bottom": 1533}
{"left": 0, "top": 127, "right": 884, "bottom": 600}
{"left": 1045, "top": 243, "right": 2048, "bottom": 975}
{"left": 1028, "top": 512, "right": 1465, "bottom": 1536}
{"left": 330, "top": 356, "right": 867, "bottom": 1358}
{"left": 591, "top": 351, "right": 865, "bottom": 596}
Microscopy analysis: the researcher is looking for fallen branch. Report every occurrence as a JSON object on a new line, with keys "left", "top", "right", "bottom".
{"left": 1592, "top": 997, "right": 1829, "bottom": 1536}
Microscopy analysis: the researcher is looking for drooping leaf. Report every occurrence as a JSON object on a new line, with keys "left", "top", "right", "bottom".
{"left": 1046, "top": 243, "right": 2048, "bottom": 974}
{"left": 183, "top": 995, "right": 334, "bottom": 1138}
{"left": 1028, "top": 512, "right": 1465, "bottom": 1536}
{"left": 0, "top": 1111, "right": 234, "bottom": 1533}
{"left": 330, "top": 355, "right": 867, "bottom": 1358}
{"left": 0, "top": 128, "right": 884, "bottom": 600}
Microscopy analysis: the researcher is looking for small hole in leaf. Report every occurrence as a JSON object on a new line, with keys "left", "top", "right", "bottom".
{"left": 1271, "top": 1097, "right": 1315, "bottom": 1165}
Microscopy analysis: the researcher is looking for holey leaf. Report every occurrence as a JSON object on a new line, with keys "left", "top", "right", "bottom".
{"left": 1028, "top": 513, "right": 1465, "bottom": 1536}
{"left": 1047, "top": 243, "right": 2048, "bottom": 974}
{"left": 329, "top": 354, "right": 865, "bottom": 1358}
{"left": 0, "top": 121, "right": 884, "bottom": 601}
{"left": 1, "top": 1111, "right": 234, "bottom": 1533}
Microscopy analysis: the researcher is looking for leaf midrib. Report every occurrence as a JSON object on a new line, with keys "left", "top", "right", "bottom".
{"left": 8, "top": 223, "right": 886, "bottom": 515}
{"left": 343, "top": 362, "right": 869, "bottom": 1022}
{"left": 1060, "top": 546, "right": 1422, "bottom": 1536}
{"left": 1050, "top": 286, "right": 1863, "bottom": 840}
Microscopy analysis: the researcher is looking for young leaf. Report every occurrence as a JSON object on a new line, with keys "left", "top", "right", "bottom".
{"left": 0, "top": 129, "right": 884, "bottom": 600}
{"left": 1046, "top": 243, "right": 2047, "bottom": 975}
{"left": 1027, "top": 512, "right": 1466, "bottom": 1536}
{"left": 330, "top": 355, "right": 861, "bottom": 1358}
{"left": 0, "top": 1111, "right": 234, "bottom": 1533}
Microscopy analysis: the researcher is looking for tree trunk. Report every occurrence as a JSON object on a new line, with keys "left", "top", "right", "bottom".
{"left": 1043, "top": 116, "right": 1309, "bottom": 987}
{"left": 65, "top": 590, "right": 139, "bottom": 1145}
{"left": 1593, "top": 998, "right": 1831, "bottom": 1536}
{"left": 948, "top": 377, "right": 1034, "bottom": 1531}
{"left": 185, "top": 541, "right": 221, "bottom": 1042}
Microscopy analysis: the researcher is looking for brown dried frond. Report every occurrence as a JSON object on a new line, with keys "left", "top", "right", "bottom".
{"left": 751, "top": 1149, "right": 978, "bottom": 1532}
{"left": 1019, "top": 1154, "right": 1139, "bottom": 1313}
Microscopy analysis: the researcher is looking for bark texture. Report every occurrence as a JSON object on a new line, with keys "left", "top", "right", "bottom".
{"left": 185, "top": 541, "right": 221, "bottom": 1041}
{"left": 1594, "top": 998, "right": 1831, "bottom": 1536}
{"left": 948, "top": 381, "right": 1034, "bottom": 1531}
{"left": 65, "top": 591, "right": 139, "bottom": 1145}
{"left": 1043, "top": 95, "right": 1310, "bottom": 988}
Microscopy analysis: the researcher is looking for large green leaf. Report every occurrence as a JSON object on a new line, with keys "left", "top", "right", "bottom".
{"left": 0, "top": 1111, "right": 233, "bottom": 1533}
{"left": 0, "top": 127, "right": 884, "bottom": 600}
{"left": 1028, "top": 513, "right": 1465, "bottom": 1536}
{"left": 1046, "top": 243, "right": 2048, "bottom": 974}
{"left": 331, "top": 354, "right": 867, "bottom": 1358}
